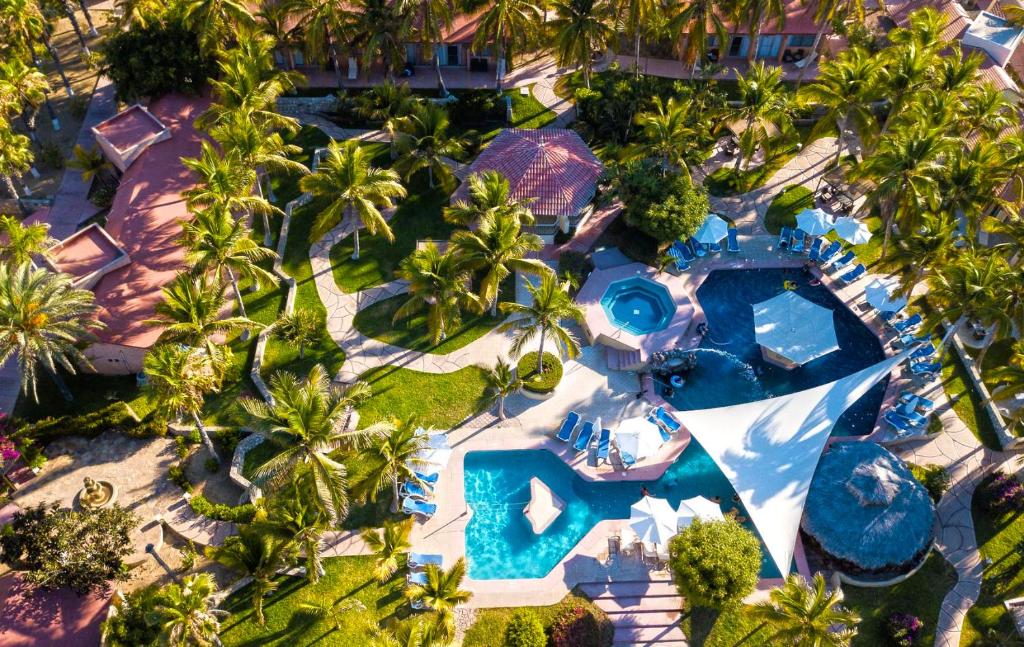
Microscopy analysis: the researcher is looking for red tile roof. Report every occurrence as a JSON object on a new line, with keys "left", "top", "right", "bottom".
{"left": 452, "top": 129, "right": 603, "bottom": 219}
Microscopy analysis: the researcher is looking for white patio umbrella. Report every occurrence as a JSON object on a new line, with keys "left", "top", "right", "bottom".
{"left": 752, "top": 291, "right": 839, "bottom": 366}
{"left": 676, "top": 496, "right": 725, "bottom": 530}
{"left": 694, "top": 213, "right": 729, "bottom": 244}
{"left": 616, "top": 416, "right": 664, "bottom": 461}
{"left": 864, "top": 277, "right": 908, "bottom": 313}
{"left": 796, "top": 208, "right": 834, "bottom": 236}
{"left": 833, "top": 216, "right": 872, "bottom": 245}
{"left": 630, "top": 496, "right": 677, "bottom": 545}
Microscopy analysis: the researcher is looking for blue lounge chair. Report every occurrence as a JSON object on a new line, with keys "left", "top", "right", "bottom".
{"left": 654, "top": 406, "right": 682, "bottom": 433}
{"left": 892, "top": 313, "right": 923, "bottom": 334}
{"left": 556, "top": 411, "right": 581, "bottom": 442}
{"left": 596, "top": 428, "right": 611, "bottom": 464}
{"left": 708, "top": 241, "right": 722, "bottom": 254}
{"left": 817, "top": 240, "right": 842, "bottom": 264}
{"left": 402, "top": 498, "right": 437, "bottom": 518}
{"left": 830, "top": 251, "right": 856, "bottom": 272}
{"left": 884, "top": 410, "right": 922, "bottom": 436}
{"left": 414, "top": 471, "right": 439, "bottom": 485}
{"left": 808, "top": 238, "right": 823, "bottom": 262}
{"left": 790, "top": 229, "right": 807, "bottom": 254}
{"left": 910, "top": 361, "right": 941, "bottom": 377}
{"left": 573, "top": 421, "right": 596, "bottom": 452}
{"left": 910, "top": 344, "right": 936, "bottom": 361}
{"left": 408, "top": 552, "right": 443, "bottom": 568}
{"left": 675, "top": 240, "right": 696, "bottom": 262}
{"left": 620, "top": 451, "right": 636, "bottom": 469}
{"left": 838, "top": 264, "right": 866, "bottom": 283}
{"left": 407, "top": 571, "right": 429, "bottom": 586}
{"left": 778, "top": 226, "right": 792, "bottom": 250}
{"left": 893, "top": 403, "right": 929, "bottom": 426}
{"left": 899, "top": 391, "right": 935, "bottom": 413}
{"left": 879, "top": 309, "right": 903, "bottom": 323}
{"left": 400, "top": 481, "right": 431, "bottom": 500}
{"left": 727, "top": 228, "right": 740, "bottom": 252}
{"left": 898, "top": 333, "right": 930, "bottom": 347}
{"left": 667, "top": 246, "right": 690, "bottom": 272}
{"left": 689, "top": 237, "right": 707, "bottom": 257}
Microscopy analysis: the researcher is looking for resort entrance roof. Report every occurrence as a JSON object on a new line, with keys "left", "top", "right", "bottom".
{"left": 673, "top": 351, "right": 908, "bottom": 575}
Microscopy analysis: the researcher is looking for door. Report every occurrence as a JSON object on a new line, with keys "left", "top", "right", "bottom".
{"left": 446, "top": 45, "right": 459, "bottom": 66}
{"left": 757, "top": 35, "right": 782, "bottom": 59}
{"left": 728, "top": 36, "right": 748, "bottom": 58}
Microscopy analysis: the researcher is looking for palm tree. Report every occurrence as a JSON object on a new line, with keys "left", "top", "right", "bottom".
{"left": 47, "top": 0, "right": 90, "bottom": 55}
{"left": 750, "top": 573, "right": 859, "bottom": 645}
{"left": 258, "top": 2, "right": 302, "bottom": 69}
{"left": 299, "top": 140, "right": 407, "bottom": 253}
{"left": 0, "top": 58, "right": 49, "bottom": 140}
{"left": 407, "top": 0, "right": 455, "bottom": 94}
{"left": 667, "top": 0, "right": 728, "bottom": 79}
{"left": 0, "top": 264, "right": 102, "bottom": 402}
{"left": 0, "top": 123, "right": 32, "bottom": 199}
{"left": 728, "top": 62, "right": 791, "bottom": 172}
{"left": 210, "top": 527, "right": 289, "bottom": 626}
{"left": 794, "top": 0, "right": 867, "bottom": 88}
{"left": 484, "top": 357, "right": 521, "bottom": 420}
{"left": 355, "top": 417, "right": 429, "bottom": 512}
{"left": 936, "top": 140, "right": 1009, "bottom": 240}
{"left": 258, "top": 481, "right": 329, "bottom": 583}
{"left": 962, "top": 82, "right": 1013, "bottom": 141}
{"left": 442, "top": 170, "right": 535, "bottom": 226}
{"left": 876, "top": 42, "right": 933, "bottom": 137}
{"left": 404, "top": 557, "right": 472, "bottom": 640}
{"left": 498, "top": 273, "right": 584, "bottom": 370}
{"left": 271, "top": 308, "right": 322, "bottom": 360}
{"left": 0, "top": 215, "right": 56, "bottom": 265}
{"left": 67, "top": 144, "right": 113, "bottom": 187}
{"left": 354, "top": 79, "right": 420, "bottom": 125}
{"left": 177, "top": 0, "right": 257, "bottom": 54}
{"left": 147, "top": 573, "right": 226, "bottom": 647}
{"left": 548, "top": 0, "right": 614, "bottom": 89}
{"left": 927, "top": 249, "right": 1010, "bottom": 358}
{"left": 473, "top": 0, "right": 543, "bottom": 91}
{"left": 616, "top": 0, "right": 658, "bottom": 77}
{"left": 239, "top": 365, "right": 382, "bottom": 523}
{"left": 352, "top": 0, "right": 413, "bottom": 80}
{"left": 738, "top": 0, "right": 786, "bottom": 65}
{"left": 111, "top": 0, "right": 163, "bottom": 29}
{"left": 451, "top": 212, "right": 548, "bottom": 315}
{"left": 180, "top": 206, "right": 278, "bottom": 319}
{"left": 635, "top": 96, "right": 696, "bottom": 177}
{"left": 391, "top": 102, "right": 465, "bottom": 190}
{"left": 143, "top": 343, "right": 223, "bottom": 463}
{"left": 288, "top": 0, "right": 351, "bottom": 90}
{"left": 886, "top": 212, "right": 960, "bottom": 294}
{"left": 298, "top": 598, "right": 367, "bottom": 633}
{"left": 182, "top": 141, "right": 280, "bottom": 225}
{"left": 988, "top": 342, "right": 1024, "bottom": 430}
{"left": 370, "top": 622, "right": 439, "bottom": 647}
{"left": 0, "top": 0, "right": 74, "bottom": 98}
{"left": 394, "top": 243, "right": 482, "bottom": 343}
{"left": 361, "top": 518, "right": 414, "bottom": 582}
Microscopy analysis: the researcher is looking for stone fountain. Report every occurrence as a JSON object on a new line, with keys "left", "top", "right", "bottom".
{"left": 77, "top": 476, "right": 117, "bottom": 510}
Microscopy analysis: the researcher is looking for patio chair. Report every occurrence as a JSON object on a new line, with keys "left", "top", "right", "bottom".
{"left": 892, "top": 313, "right": 923, "bottom": 334}
{"left": 830, "top": 251, "right": 856, "bottom": 272}
{"left": 556, "top": 411, "right": 581, "bottom": 442}
{"left": 893, "top": 402, "right": 929, "bottom": 426}
{"left": 667, "top": 246, "right": 690, "bottom": 272}
{"left": 884, "top": 411, "right": 922, "bottom": 436}
{"left": 407, "top": 571, "right": 429, "bottom": 586}
{"left": 778, "top": 226, "right": 792, "bottom": 250}
{"left": 596, "top": 428, "right": 611, "bottom": 464}
{"left": 708, "top": 240, "right": 722, "bottom": 254}
{"left": 647, "top": 413, "right": 672, "bottom": 442}
{"left": 727, "top": 227, "right": 741, "bottom": 252}
{"left": 910, "top": 361, "right": 941, "bottom": 377}
{"left": 897, "top": 332, "right": 930, "bottom": 348}
{"left": 808, "top": 238, "right": 823, "bottom": 262}
{"left": 402, "top": 498, "right": 438, "bottom": 519}
{"left": 653, "top": 406, "right": 682, "bottom": 433}
{"left": 408, "top": 552, "right": 443, "bottom": 569}
{"left": 400, "top": 481, "right": 432, "bottom": 500}
{"left": 573, "top": 420, "right": 596, "bottom": 453}
{"left": 817, "top": 240, "right": 842, "bottom": 265}
{"left": 899, "top": 391, "right": 935, "bottom": 413}
{"left": 620, "top": 450, "right": 636, "bottom": 469}
{"left": 790, "top": 229, "right": 807, "bottom": 254}
{"left": 879, "top": 309, "right": 904, "bottom": 323}
{"left": 838, "top": 264, "right": 866, "bottom": 283}
{"left": 688, "top": 237, "right": 707, "bottom": 257}
{"left": 676, "top": 240, "right": 697, "bottom": 262}
{"left": 909, "top": 343, "right": 936, "bottom": 361}
{"left": 642, "top": 542, "right": 660, "bottom": 566}
{"left": 414, "top": 471, "right": 440, "bottom": 486}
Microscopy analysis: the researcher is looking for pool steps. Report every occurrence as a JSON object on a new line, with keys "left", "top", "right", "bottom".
{"left": 579, "top": 580, "right": 688, "bottom": 645}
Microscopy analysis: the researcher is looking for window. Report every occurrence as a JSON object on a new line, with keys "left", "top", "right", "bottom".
{"left": 788, "top": 35, "right": 816, "bottom": 47}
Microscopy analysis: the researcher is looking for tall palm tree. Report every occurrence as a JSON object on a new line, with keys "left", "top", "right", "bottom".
{"left": 177, "top": 0, "right": 257, "bottom": 54}
{"left": 498, "top": 273, "right": 584, "bottom": 370}
{"left": 616, "top": 0, "right": 659, "bottom": 77}
{"left": 988, "top": 342, "right": 1024, "bottom": 430}
{"left": 143, "top": 343, "right": 223, "bottom": 462}
{"left": 738, "top": 0, "right": 786, "bottom": 64}
{"left": 876, "top": 42, "right": 933, "bottom": 137}
{"left": 239, "top": 365, "right": 382, "bottom": 523}
{"left": 635, "top": 95, "right": 696, "bottom": 177}
{"left": 728, "top": 62, "right": 791, "bottom": 171}
{"left": 407, "top": 0, "right": 455, "bottom": 93}
{"left": 473, "top": 0, "right": 543, "bottom": 91}
{"left": 258, "top": 2, "right": 302, "bottom": 69}
{"left": 442, "top": 170, "right": 535, "bottom": 226}
{"left": 298, "top": 598, "right": 367, "bottom": 633}
{"left": 271, "top": 308, "right": 322, "bottom": 360}
{"left": 0, "top": 215, "right": 56, "bottom": 265}
{"left": 0, "top": 264, "right": 102, "bottom": 402}
{"left": 0, "top": 0, "right": 74, "bottom": 98}
{"left": 258, "top": 481, "right": 329, "bottom": 583}
{"left": 794, "top": 0, "right": 866, "bottom": 88}
{"left": 391, "top": 102, "right": 465, "bottom": 190}
{"left": 394, "top": 243, "right": 482, "bottom": 343}
{"left": 183, "top": 141, "right": 280, "bottom": 226}
{"left": 936, "top": 140, "right": 1009, "bottom": 240}
{"left": 361, "top": 518, "right": 414, "bottom": 582}
{"left": 46, "top": 0, "right": 90, "bottom": 55}
{"left": 299, "top": 140, "right": 407, "bottom": 253}
{"left": 451, "top": 212, "right": 548, "bottom": 315}
{"left": 548, "top": 0, "right": 614, "bottom": 89}
{"left": 355, "top": 417, "right": 429, "bottom": 512}
{"left": 181, "top": 206, "right": 279, "bottom": 319}
{"left": 886, "top": 212, "right": 960, "bottom": 294}
{"left": 0, "top": 123, "right": 32, "bottom": 199}
{"left": 370, "top": 622, "right": 442, "bottom": 647}
{"left": 352, "top": 0, "right": 413, "bottom": 80}
{"left": 484, "top": 357, "right": 521, "bottom": 420}
{"left": 67, "top": 144, "right": 113, "bottom": 187}
{"left": 404, "top": 557, "right": 472, "bottom": 640}
{"left": 147, "top": 573, "right": 226, "bottom": 647}
{"left": 667, "top": 0, "right": 727, "bottom": 79}
{"left": 750, "top": 573, "right": 860, "bottom": 645}
{"left": 926, "top": 249, "right": 1009, "bottom": 358}
{"left": 962, "top": 82, "right": 1013, "bottom": 141}
{"left": 288, "top": 0, "right": 351, "bottom": 90}
{"left": 210, "top": 527, "right": 289, "bottom": 626}
{"left": 0, "top": 58, "right": 49, "bottom": 140}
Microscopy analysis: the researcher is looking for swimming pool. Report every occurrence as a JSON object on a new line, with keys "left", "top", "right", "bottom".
{"left": 663, "top": 268, "right": 886, "bottom": 436}
{"left": 464, "top": 446, "right": 784, "bottom": 580}
{"left": 600, "top": 277, "right": 676, "bottom": 335}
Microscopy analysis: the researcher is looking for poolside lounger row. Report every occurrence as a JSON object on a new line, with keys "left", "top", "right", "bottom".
{"left": 909, "top": 343, "right": 936, "bottom": 361}
{"left": 667, "top": 245, "right": 690, "bottom": 272}
{"left": 818, "top": 240, "right": 842, "bottom": 264}
{"left": 401, "top": 480, "right": 432, "bottom": 500}
{"left": 808, "top": 238, "right": 823, "bottom": 262}
{"left": 909, "top": 360, "right": 941, "bottom": 381}
{"left": 574, "top": 420, "right": 597, "bottom": 452}
{"left": 830, "top": 251, "right": 856, "bottom": 272}
{"left": 883, "top": 411, "right": 928, "bottom": 440}
{"left": 892, "top": 313, "right": 923, "bottom": 334}
{"left": 402, "top": 497, "right": 437, "bottom": 519}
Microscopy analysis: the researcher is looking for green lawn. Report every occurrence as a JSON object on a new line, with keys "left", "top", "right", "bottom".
{"left": 962, "top": 477, "right": 1024, "bottom": 644}
{"left": 356, "top": 364, "right": 489, "bottom": 428}
{"left": 14, "top": 372, "right": 156, "bottom": 422}
{"left": 704, "top": 144, "right": 798, "bottom": 197}
{"left": 463, "top": 592, "right": 613, "bottom": 646}
{"left": 763, "top": 185, "right": 813, "bottom": 235}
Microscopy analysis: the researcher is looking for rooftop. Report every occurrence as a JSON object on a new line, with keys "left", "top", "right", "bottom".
{"left": 43, "top": 224, "right": 130, "bottom": 291}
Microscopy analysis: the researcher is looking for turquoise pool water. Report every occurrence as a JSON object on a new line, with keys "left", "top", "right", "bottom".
{"left": 464, "top": 446, "right": 784, "bottom": 580}
{"left": 663, "top": 268, "right": 886, "bottom": 436}
{"left": 600, "top": 277, "right": 675, "bottom": 335}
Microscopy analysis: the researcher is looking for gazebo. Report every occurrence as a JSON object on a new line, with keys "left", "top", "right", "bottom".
{"left": 752, "top": 291, "right": 839, "bottom": 369}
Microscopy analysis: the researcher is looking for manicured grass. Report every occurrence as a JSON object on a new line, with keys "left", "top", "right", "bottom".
{"left": 704, "top": 146, "right": 796, "bottom": 197}
{"left": 14, "top": 372, "right": 156, "bottom": 422}
{"left": 962, "top": 478, "right": 1024, "bottom": 644}
{"left": 356, "top": 364, "right": 489, "bottom": 428}
{"left": 352, "top": 293, "right": 505, "bottom": 355}
{"left": 763, "top": 185, "right": 813, "bottom": 235}
{"left": 463, "top": 592, "right": 613, "bottom": 647}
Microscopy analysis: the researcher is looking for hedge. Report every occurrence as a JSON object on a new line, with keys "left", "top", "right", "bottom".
{"left": 517, "top": 352, "right": 563, "bottom": 394}
{"left": 14, "top": 403, "right": 166, "bottom": 444}
{"left": 188, "top": 494, "right": 257, "bottom": 524}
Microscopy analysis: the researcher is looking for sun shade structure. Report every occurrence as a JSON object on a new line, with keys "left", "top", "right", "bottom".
{"left": 676, "top": 496, "right": 725, "bottom": 530}
{"left": 694, "top": 213, "right": 729, "bottom": 244}
{"left": 864, "top": 277, "right": 908, "bottom": 313}
{"left": 415, "top": 429, "right": 452, "bottom": 469}
{"left": 615, "top": 416, "right": 664, "bottom": 460}
{"left": 752, "top": 291, "right": 839, "bottom": 367}
{"left": 833, "top": 216, "right": 872, "bottom": 245}
{"left": 523, "top": 476, "right": 565, "bottom": 534}
{"left": 630, "top": 496, "right": 677, "bottom": 546}
{"left": 796, "top": 208, "right": 835, "bottom": 236}
{"left": 802, "top": 441, "right": 935, "bottom": 572}
{"left": 673, "top": 351, "right": 909, "bottom": 574}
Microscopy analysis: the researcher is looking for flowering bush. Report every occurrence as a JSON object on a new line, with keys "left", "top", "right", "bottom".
{"left": 982, "top": 471, "right": 1024, "bottom": 512}
{"left": 549, "top": 605, "right": 603, "bottom": 647}
{"left": 886, "top": 612, "right": 924, "bottom": 646}
{"left": 0, "top": 435, "right": 20, "bottom": 468}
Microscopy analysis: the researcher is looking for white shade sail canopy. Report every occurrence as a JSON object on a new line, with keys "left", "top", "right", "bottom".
{"left": 695, "top": 213, "right": 730, "bottom": 244}
{"left": 796, "top": 208, "right": 834, "bottom": 236}
{"left": 616, "top": 416, "right": 664, "bottom": 460}
{"left": 630, "top": 496, "right": 677, "bottom": 546}
{"left": 673, "top": 352, "right": 909, "bottom": 574}
{"left": 864, "top": 277, "right": 908, "bottom": 313}
{"left": 414, "top": 428, "right": 453, "bottom": 469}
{"left": 676, "top": 496, "right": 725, "bottom": 530}
{"left": 833, "top": 216, "right": 872, "bottom": 245}
{"left": 524, "top": 477, "right": 565, "bottom": 534}
{"left": 753, "top": 291, "right": 839, "bottom": 366}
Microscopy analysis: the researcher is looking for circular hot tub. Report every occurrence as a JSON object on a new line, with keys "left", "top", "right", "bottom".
{"left": 599, "top": 277, "right": 676, "bottom": 335}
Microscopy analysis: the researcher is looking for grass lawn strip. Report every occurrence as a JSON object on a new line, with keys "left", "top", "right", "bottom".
{"left": 356, "top": 364, "right": 489, "bottom": 428}
{"left": 763, "top": 185, "right": 813, "bottom": 235}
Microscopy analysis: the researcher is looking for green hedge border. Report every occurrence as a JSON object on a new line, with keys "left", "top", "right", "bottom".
{"left": 517, "top": 352, "right": 563, "bottom": 394}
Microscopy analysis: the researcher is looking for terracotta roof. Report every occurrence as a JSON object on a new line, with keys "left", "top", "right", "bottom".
{"left": 451, "top": 129, "right": 603, "bottom": 219}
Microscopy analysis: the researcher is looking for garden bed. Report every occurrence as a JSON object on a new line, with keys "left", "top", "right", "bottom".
{"left": 518, "top": 351, "right": 563, "bottom": 394}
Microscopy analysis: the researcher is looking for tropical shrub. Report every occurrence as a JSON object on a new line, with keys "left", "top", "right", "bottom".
{"left": 979, "top": 471, "right": 1024, "bottom": 511}
{"left": 37, "top": 141, "right": 65, "bottom": 170}
{"left": 504, "top": 609, "right": 546, "bottom": 647}
{"left": 449, "top": 90, "right": 504, "bottom": 127}
{"left": 618, "top": 163, "right": 708, "bottom": 243}
{"left": 0, "top": 502, "right": 137, "bottom": 593}
{"left": 187, "top": 495, "right": 257, "bottom": 524}
{"left": 517, "top": 351, "right": 563, "bottom": 394}
{"left": 90, "top": 183, "right": 117, "bottom": 209}
{"left": 557, "top": 250, "right": 593, "bottom": 288}
{"left": 668, "top": 519, "right": 762, "bottom": 609}
{"left": 14, "top": 403, "right": 166, "bottom": 444}
{"left": 909, "top": 464, "right": 950, "bottom": 503}
{"left": 103, "top": 17, "right": 213, "bottom": 101}
{"left": 886, "top": 612, "right": 925, "bottom": 646}
{"left": 549, "top": 604, "right": 603, "bottom": 647}
{"left": 168, "top": 463, "right": 192, "bottom": 492}
{"left": 101, "top": 585, "right": 162, "bottom": 647}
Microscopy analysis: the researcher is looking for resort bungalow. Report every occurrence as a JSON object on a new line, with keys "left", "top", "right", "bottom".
{"left": 450, "top": 128, "right": 603, "bottom": 239}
